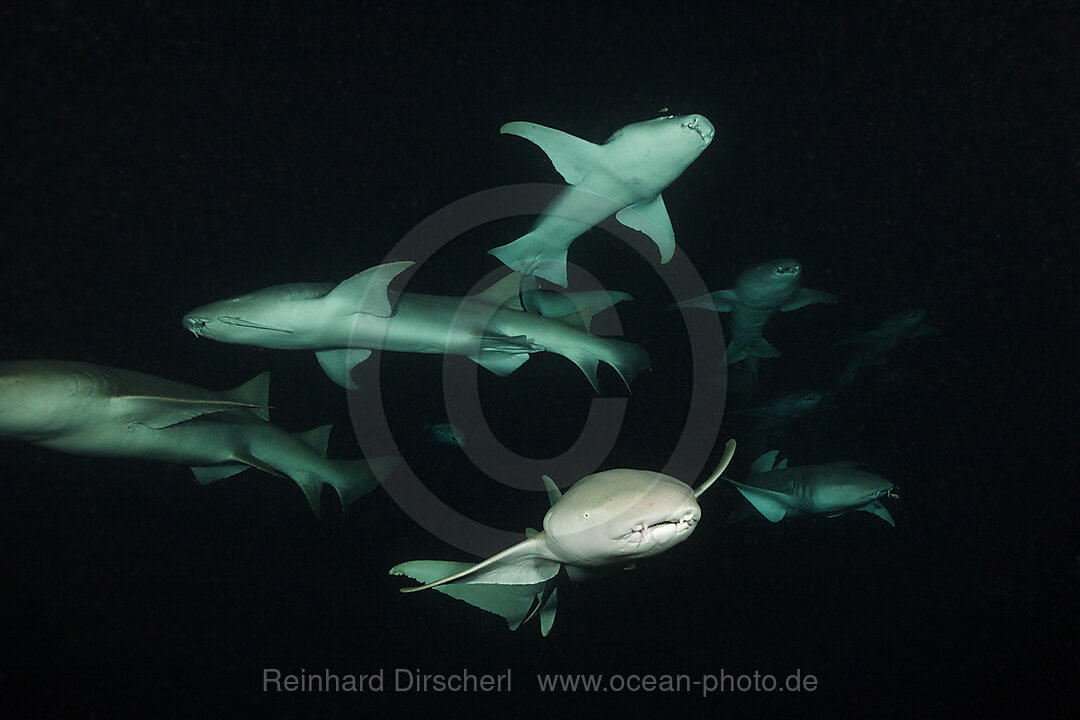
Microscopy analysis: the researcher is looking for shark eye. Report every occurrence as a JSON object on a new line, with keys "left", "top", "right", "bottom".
{"left": 232, "top": 298, "right": 241, "bottom": 304}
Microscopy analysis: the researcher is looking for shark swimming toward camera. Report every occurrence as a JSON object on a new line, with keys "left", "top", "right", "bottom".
{"left": 0, "top": 360, "right": 390, "bottom": 517}
{"left": 183, "top": 262, "right": 648, "bottom": 392}
{"left": 390, "top": 439, "right": 737, "bottom": 636}
{"left": 726, "top": 450, "right": 897, "bottom": 526}
{"left": 834, "top": 308, "right": 941, "bottom": 389}
{"left": 491, "top": 113, "right": 715, "bottom": 286}
{"left": 669, "top": 259, "right": 838, "bottom": 364}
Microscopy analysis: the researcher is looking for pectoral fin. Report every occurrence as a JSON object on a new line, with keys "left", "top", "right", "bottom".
{"left": 616, "top": 193, "right": 676, "bottom": 263}
{"left": 190, "top": 463, "right": 248, "bottom": 485}
{"left": 725, "top": 478, "right": 792, "bottom": 522}
{"left": 780, "top": 288, "right": 839, "bottom": 311}
{"left": 861, "top": 501, "right": 896, "bottom": 527}
{"left": 500, "top": 122, "right": 599, "bottom": 185}
{"left": 315, "top": 348, "right": 372, "bottom": 389}
{"left": 669, "top": 290, "right": 738, "bottom": 313}
{"left": 391, "top": 560, "right": 555, "bottom": 634}
{"left": 541, "top": 475, "right": 563, "bottom": 506}
{"left": 395, "top": 534, "right": 559, "bottom": 592}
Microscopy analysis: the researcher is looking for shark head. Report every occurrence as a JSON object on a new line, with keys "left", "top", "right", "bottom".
{"left": 605, "top": 113, "right": 715, "bottom": 169}
{"left": 803, "top": 468, "right": 897, "bottom": 513}
{"left": 0, "top": 361, "right": 107, "bottom": 438}
{"left": 772, "top": 389, "right": 824, "bottom": 416}
{"left": 736, "top": 258, "right": 803, "bottom": 304}
{"left": 541, "top": 469, "right": 702, "bottom": 567}
{"left": 182, "top": 283, "right": 332, "bottom": 343}
{"left": 879, "top": 308, "right": 928, "bottom": 336}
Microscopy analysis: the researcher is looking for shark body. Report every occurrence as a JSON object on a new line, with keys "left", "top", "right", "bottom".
{"left": 391, "top": 440, "right": 736, "bottom": 636}
{"left": 729, "top": 388, "right": 833, "bottom": 435}
{"left": 670, "top": 259, "right": 837, "bottom": 364}
{"left": 835, "top": 308, "right": 941, "bottom": 389}
{"left": 0, "top": 360, "right": 386, "bottom": 516}
{"left": 183, "top": 262, "right": 649, "bottom": 392}
{"left": 491, "top": 114, "right": 715, "bottom": 286}
{"left": 726, "top": 450, "right": 896, "bottom": 526}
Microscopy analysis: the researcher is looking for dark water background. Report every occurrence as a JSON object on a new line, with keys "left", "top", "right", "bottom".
{"left": 1, "top": 2, "right": 1076, "bottom": 716}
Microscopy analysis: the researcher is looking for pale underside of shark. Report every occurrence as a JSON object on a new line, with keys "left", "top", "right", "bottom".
{"left": 0, "top": 360, "right": 392, "bottom": 517}
{"left": 390, "top": 439, "right": 737, "bottom": 636}
{"left": 490, "top": 113, "right": 715, "bottom": 287}
{"left": 670, "top": 259, "right": 838, "bottom": 365}
{"left": 726, "top": 450, "right": 896, "bottom": 526}
{"left": 183, "top": 262, "right": 649, "bottom": 393}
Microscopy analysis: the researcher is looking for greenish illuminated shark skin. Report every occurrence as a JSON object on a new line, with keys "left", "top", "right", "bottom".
{"left": 183, "top": 262, "right": 649, "bottom": 392}
{"left": 490, "top": 113, "right": 715, "bottom": 286}
{"left": 835, "top": 308, "right": 941, "bottom": 389}
{"left": 0, "top": 360, "right": 388, "bottom": 517}
{"left": 726, "top": 450, "right": 897, "bottom": 526}
{"left": 670, "top": 258, "right": 838, "bottom": 365}
{"left": 390, "top": 440, "right": 737, "bottom": 637}
{"left": 729, "top": 388, "right": 834, "bottom": 436}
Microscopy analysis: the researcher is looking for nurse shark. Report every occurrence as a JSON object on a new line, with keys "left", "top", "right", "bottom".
{"left": 726, "top": 450, "right": 897, "bottom": 526}
{"left": 835, "top": 308, "right": 941, "bottom": 389}
{"left": 183, "top": 262, "right": 648, "bottom": 392}
{"left": 0, "top": 360, "right": 391, "bottom": 517}
{"left": 670, "top": 258, "right": 838, "bottom": 364}
{"left": 390, "top": 439, "right": 737, "bottom": 636}
{"left": 491, "top": 113, "right": 715, "bottom": 286}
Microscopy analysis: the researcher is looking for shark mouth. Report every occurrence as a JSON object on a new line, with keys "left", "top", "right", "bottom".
{"left": 622, "top": 515, "right": 697, "bottom": 545}
{"left": 184, "top": 318, "right": 207, "bottom": 337}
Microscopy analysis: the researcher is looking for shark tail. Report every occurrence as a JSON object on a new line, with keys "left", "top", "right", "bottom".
{"left": 325, "top": 455, "right": 397, "bottom": 514}
{"left": 489, "top": 232, "right": 569, "bottom": 287}
{"left": 726, "top": 338, "right": 781, "bottom": 365}
{"left": 559, "top": 338, "right": 650, "bottom": 392}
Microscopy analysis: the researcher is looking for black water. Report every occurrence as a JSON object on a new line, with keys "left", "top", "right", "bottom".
{"left": 1, "top": 2, "right": 1076, "bottom": 716}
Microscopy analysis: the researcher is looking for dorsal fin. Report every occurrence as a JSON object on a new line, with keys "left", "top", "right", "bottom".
{"left": 530, "top": 289, "right": 633, "bottom": 332}
{"left": 293, "top": 424, "right": 332, "bottom": 457}
{"left": 501, "top": 121, "right": 600, "bottom": 185}
{"left": 471, "top": 272, "right": 524, "bottom": 310}
{"left": 751, "top": 450, "right": 781, "bottom": 475}
{"left": 226, "top": 371, "right": 270, "bottom": 421}
{"left": 323, "top": 261, "right": 414, "bottom": 317}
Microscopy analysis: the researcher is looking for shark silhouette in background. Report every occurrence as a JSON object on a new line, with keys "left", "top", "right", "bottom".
{"left": 0, "top": 360, "right": 393, "bottom": 516}
{"left": 726, "top": 450, "right": 897, "bottom": 527}
{"left": 669, "top": 258, "right": 838, "bottom": 365}
{"left": 834, "top": 308, "right": 941, "bottom": 390}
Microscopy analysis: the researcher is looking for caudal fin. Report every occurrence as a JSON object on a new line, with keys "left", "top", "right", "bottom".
{"left": 560, "top": 338, "right": 650, "bottom": 392}
{"left": 489, "top": 232, "right": 569, "bottom": 287}
{"left": 327, "top": 455, "right": 398, "bottom": 513}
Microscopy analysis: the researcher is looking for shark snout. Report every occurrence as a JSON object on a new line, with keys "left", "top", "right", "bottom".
{"left": 683, "top": 115, "right": 715, "bottom": 144}
{"left": 182, "top": 315, "right": 207, "bottom": 337}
